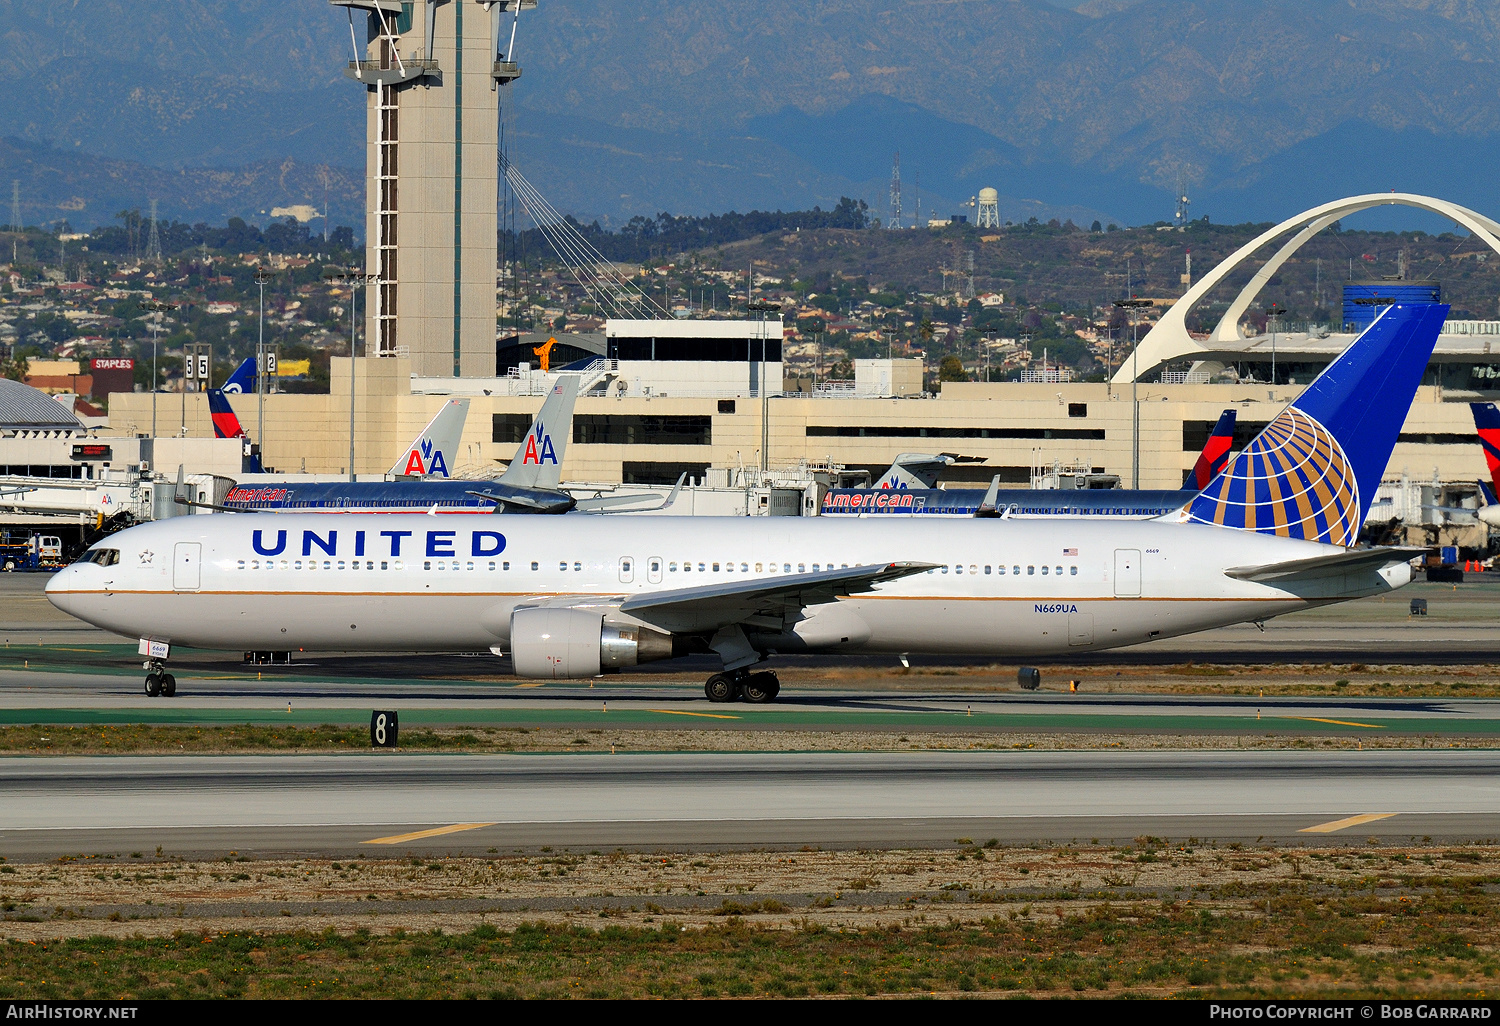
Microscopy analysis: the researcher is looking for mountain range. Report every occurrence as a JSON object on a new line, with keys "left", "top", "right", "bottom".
{"left": 3, "top": 0, "right": 1499, "bottom": 232}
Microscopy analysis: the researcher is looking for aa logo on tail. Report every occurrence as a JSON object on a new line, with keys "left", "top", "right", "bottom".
{"left": 402, "top": 438, "right": 450, "bottom": 477}
{"left": 522, "top": 425, "right": 558, "bottom": 466}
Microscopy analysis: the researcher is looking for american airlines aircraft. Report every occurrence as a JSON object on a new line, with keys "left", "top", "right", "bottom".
{"left": 213, "top": 376, "right": 634, "bottom": 515}
{"left": 47, "top": 304, "right": 1445, "bottom": 702}
{"left": 821, "top": 410, "right": 1239, "bottom": 519}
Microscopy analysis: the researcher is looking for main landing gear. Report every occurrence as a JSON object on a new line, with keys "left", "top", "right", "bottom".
{"left": 705, "top": 670, "right": 780, "bottom": 704}
{"left": 143, "top": 660, "right": 176, "bottom": 698}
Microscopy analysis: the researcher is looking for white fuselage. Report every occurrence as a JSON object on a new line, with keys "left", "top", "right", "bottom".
{"left": 46, "top": 513, "right": 1408, "bottom": 660}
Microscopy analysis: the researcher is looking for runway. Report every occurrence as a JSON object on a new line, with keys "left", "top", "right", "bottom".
{"left": 2, "top": 750, "right": 1498, "bottom": 858}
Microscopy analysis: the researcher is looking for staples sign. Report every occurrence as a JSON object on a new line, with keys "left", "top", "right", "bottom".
{"left": 91, "top": 359, "right": 135, "bottom": 370}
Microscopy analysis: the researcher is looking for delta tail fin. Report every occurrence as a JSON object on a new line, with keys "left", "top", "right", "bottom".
{"left": 1470, "top": 402, "right": 1500, "bottom": 500}
{"left": 390, "top": 399, "right": 470, "bottom": 478}
{"left": 1183, "top": 409, "right": 1237, "bottom": 490}
{"left": 1185, "top": 302, "right": 1448, "bottom": 545}
{"left": 499, "top": 375, "right": 579, "bottom": 490}
{"left": 220, "top": 358, "right": 257, "bottom": 394}
{"left": 207, "top": 389, "right": 261, "bottom": 472}
{"left": 207, "top": 390, "right": 246, "bottom": 440}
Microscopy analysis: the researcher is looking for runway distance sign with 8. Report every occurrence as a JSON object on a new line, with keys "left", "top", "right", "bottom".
{"left": 371, "top": 711, "right": 399, "bottom": 748}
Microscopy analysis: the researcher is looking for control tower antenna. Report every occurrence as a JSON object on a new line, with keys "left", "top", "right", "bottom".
{"left": 1174, "top": 173, "right": 1190, "bottom": 228}
{"left": 889, "top": 151, "right": 902, "bottom": 230}
{"left": 144, "top": 199, "right": 162, "bottom": 264}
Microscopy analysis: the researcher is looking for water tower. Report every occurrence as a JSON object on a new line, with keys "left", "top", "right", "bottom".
{"left": 977, "top": 187, "right": 1000, "bottom": 229}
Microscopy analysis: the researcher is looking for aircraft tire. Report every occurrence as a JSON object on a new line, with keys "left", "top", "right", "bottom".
{"left": 742, "top": 673, "right": 778, "bottom": 704}
{"left": 705, "top": 674, "right": 736, "bottom": 703}
{"left": 161, "top": 674, "right": 177, "bottom": 698}
{"left": 144, "top": 674, "right": 162, "bottom": 698}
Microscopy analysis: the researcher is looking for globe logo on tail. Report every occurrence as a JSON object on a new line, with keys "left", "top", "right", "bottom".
{"left": 1186, "top": 407, "right": 1361, "bottom": 547}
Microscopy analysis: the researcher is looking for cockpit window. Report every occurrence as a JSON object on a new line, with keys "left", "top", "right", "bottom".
{"left": 77, "top": 548, "right": 119, "bottom": 566}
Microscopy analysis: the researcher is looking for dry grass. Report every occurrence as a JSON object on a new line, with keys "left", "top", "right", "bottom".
{"left": 3, "top": 843, "right": 1500, "bottom": 998}
{"left": 0, "top": 723, "right": 1492, "bottom": 756}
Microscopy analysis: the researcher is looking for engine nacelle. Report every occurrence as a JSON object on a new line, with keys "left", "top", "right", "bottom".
{"left": 509, "top": 607, "right": 676, "bottom": 679}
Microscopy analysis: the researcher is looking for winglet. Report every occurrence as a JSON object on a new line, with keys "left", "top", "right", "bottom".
{"left": 975, "top": 474, "right": 1002, "bottom": 518}
{"left": 662, "top": 471, "right": 686, "bottom": 509}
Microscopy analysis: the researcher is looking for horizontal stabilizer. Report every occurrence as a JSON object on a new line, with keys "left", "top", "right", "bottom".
{"left": 620, "top": 561, "right": 938, "bottom": 634}
{"left": 1224, "top": 547, "right": 1426, "bottom": 584}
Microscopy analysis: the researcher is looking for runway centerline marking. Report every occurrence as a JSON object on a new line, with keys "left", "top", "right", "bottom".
{"left": 1298, "top": 813, "right": 1397, "bottom": 834}
{"left": 648, "top": 709, "right": 742, "bottom": 720}
{"left": 362, "top": 823, "right": 496, "bottom": 845}
{"left": 1284, "top": 716, "right": 1387, "bottom": 729}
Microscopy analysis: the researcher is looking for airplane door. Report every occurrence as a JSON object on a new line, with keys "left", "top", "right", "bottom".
{"left": 619, "top": 556, "right": 634, "bottom": 584}
{"left": 1068, "top": 612, "right": 1093, "bottom": 647}
{"left": 647, "top": 557, "right": 663, "bottom": 584}
{"left": 173, "top": 542, "right": 202, "bottom": 591}
{"left": 1114, "top": 549, "right": 1141, "bottom": 598}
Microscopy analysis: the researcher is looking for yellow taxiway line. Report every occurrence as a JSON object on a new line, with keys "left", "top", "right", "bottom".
{"left": 647, "top": 709, "right": 742, "bottom": 720}
{"left": 1297, "top": 813, "right": 1397, "bottom": 834}
{"left": 1285, "top": 716, "right": 1386, "bottom": 729}
{"left": 362, "top": 823, "right": 496, "bottom": 845}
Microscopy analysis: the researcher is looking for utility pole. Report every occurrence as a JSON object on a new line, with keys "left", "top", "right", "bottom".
{"left": 1114, "top": 297, "right": 1152, "bottom": 489}
{"left": 140, "top": 301, "right": 177, "bottom": 441}
{"left": 1266, "top": 303, "right": 1285, "bottom": 386}
{"left": 253, "top": 269, "right": 273, "bottom": 463}
{"left": 748, "top": 300, "right": 781, "bottom": 474}
{"left": 144, "top": 199, "right": 162, "bottom": 264}
{"left": 325, "top": 267, "right": 376, "bottom": 481}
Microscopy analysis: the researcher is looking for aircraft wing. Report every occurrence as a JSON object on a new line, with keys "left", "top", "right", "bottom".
{"left": 464, "top": 486, "right": 576, "bottom": 514}
{"left": 1224, "top": 547, "right": 1427, "bottom": 584}
{"left": 617, "top": 561, "right": 937, "bottom": 634}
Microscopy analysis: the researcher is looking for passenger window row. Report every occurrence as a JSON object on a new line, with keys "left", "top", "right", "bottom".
{"left": 666, "top": 561, "right": 850, "bottom": 574}
{"left": 932, "top": 564, "right": 1079, "bottom": 576}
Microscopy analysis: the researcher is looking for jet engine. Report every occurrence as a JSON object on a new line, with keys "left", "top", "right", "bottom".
{"left": 509, "top": 607, "right": 676, "bottom": 678}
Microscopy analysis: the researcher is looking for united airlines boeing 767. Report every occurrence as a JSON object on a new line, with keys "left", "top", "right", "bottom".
{"left": 47, "top": 304, "right": 1446, "bottom": 702}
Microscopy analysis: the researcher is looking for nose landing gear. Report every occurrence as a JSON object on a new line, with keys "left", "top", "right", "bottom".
{"left": 704, "top": 670, "right": 780, "bottom": 703}
{"left": 143, "top": 660, "right": 176, "bottom": 698}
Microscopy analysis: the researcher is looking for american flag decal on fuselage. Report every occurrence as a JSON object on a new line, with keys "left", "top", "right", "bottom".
{"left": 1185, "top": 407, "right": 1360, "bottom": 547}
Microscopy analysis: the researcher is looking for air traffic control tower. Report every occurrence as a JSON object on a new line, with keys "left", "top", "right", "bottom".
{"left": 332, "top": 1, "right": 532, "bottom": 378}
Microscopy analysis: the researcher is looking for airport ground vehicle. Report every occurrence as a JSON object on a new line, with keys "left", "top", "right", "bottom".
{"left": 0, "top": 533, "right": 65, "bottom": 572}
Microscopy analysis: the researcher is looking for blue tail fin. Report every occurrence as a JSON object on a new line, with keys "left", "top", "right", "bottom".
{"left": 221, "top": 358, "right": 256, "bottom": 394}
{"left": 1186, "top": 302, "right": 1448, "bottom": 546}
